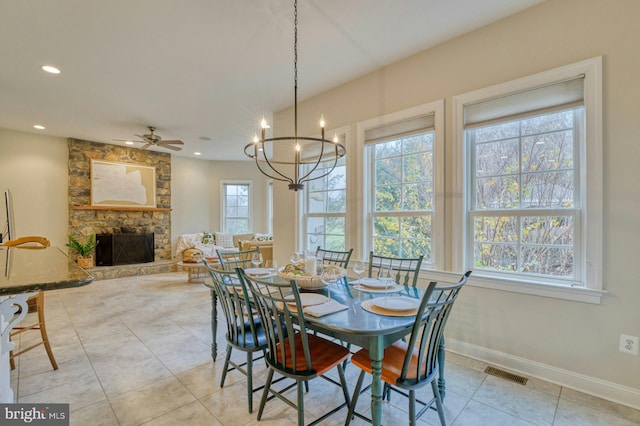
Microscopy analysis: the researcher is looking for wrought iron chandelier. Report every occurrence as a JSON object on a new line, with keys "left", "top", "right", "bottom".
{"left": 244, "top": 0, "right": 346, "bottom": 191}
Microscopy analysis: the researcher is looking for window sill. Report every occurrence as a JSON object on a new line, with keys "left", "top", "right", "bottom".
{"left": 418, "top": 270, "right": 605, "bottom": 304}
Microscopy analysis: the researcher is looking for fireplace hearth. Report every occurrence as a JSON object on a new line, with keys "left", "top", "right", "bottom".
{"left": 95, "top": 233, "right": 154, "bottom": 266}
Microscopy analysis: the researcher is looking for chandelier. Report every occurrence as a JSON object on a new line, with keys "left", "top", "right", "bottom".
{"left": 244, "top": 0, "right": 346, "bottom": 191}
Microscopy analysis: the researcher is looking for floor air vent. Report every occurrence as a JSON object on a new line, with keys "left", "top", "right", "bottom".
{"left": 484, "top": 366, "right": 528, "bottom": 385}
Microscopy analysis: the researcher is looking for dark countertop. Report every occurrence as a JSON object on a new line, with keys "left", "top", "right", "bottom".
{"left": 0, "top": 246, "right": 94, "bottom": 295}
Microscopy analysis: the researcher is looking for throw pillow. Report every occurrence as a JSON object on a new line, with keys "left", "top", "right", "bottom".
{"left": 182, "top": 248, "right": 203, "bottom": 263}
{"left": 255, "top": 233, "right": 273, "bottom": 241}
{"left": 215, "top": 232, "right": 235, "bottom": 249}
{"left": 202, "top": 232, "right": 214, "bottom": 245}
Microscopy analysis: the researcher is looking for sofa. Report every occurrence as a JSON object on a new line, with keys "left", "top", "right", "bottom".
{"left": 175, "top": 232, "right": 273, "bottom": 263}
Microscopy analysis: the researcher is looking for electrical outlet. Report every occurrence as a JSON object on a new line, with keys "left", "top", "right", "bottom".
{"left": 619, "top": 334, "right": 639, "bottom": 355}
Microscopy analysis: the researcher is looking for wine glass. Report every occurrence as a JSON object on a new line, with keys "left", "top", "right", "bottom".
{"left": 290, "top": 252, "right": 301, "bottom": 264}
{"left": 251, "top": 252, "right": 263, "bottom": 268}
{"left": 352, "top": 260, "right": 365, "bottom": 283}
{"left": 378, "top": 266, "right": 393, "bottom": 293}
{"left": 265, "top": 259, "right": 278, "bottom": 274}
{"left": 321, "top": 264, "right": 338, "bottom": 299}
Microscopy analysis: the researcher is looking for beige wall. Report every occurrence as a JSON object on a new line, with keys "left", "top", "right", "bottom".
{"left": 0, "top": 129, "right": 68, "bottom": 246}
{"left": 273, "top": 0, "right": 640, "bottom": 405}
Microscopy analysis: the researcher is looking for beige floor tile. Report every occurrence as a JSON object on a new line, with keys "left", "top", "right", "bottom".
{"left": 93, "top": 356, "right": 174, "bottom": 398}
{"left": 142, "top": 400, "right": 222, "bottom": 426}
{"left": 554, "top": 399, "right": 637, "bottom": 426}
{"left": 559, "top": 387, "right": 640, "bottom": 424}
{"left": 453, "top": 400, "right": 537, "bottom": 425}
{"left": 473, "top": 375, "right": 557, "bottom": 425}
{"left": 70, "top": 400, "right": 118, "bottom": 426}
{"left": 18, "top": 371, "right": 107, "bottom": 412}
{"left": 109, "top": 376, "right": 197, "bottom": 426}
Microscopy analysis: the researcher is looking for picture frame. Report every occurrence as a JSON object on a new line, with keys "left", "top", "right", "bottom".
{"left": 90, "top": 160, "right": 156, "bottom": 208}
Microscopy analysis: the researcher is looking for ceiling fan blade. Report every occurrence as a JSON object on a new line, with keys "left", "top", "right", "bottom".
{"left": 160, "top": 140, "right": 184, "bottom": 145}
{"left": 113, "top": 138, "right": 137, "bottom": 142}
{"left": 140, "top": 143, "right": 152, "bottom": 150}
{"left": 135, "top": 134, "right": 152, "bottom": 143}
{"left": 160, "top": 144, "right": 182, "bottom": 151}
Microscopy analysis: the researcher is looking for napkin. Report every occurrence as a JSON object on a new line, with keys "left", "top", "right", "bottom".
{"left": 303, "top": 300, "right": 348, "bottom": 317}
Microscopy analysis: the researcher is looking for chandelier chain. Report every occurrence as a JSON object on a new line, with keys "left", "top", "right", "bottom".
{"left": 294, "top": 0, "right": 298, "bottom": 139}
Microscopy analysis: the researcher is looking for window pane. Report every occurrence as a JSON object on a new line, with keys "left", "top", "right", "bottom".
{"left": 326, "top": 190, "right": 346, "bottom": 213}
{"left": 375, "top": 140, "right": 401, "bottom": 158}
{"left": 375, "top": 185, "right": 401, "bottom": 211}
{"left": 521, "top": 171, "right": 574, "bottom": 208}
{"left": 375, "top": 157, "right": 402, "bottom": 186}
{"left": 308, "top": 192, "right": 326, "bottom": 213}
{"left": 403, "top": 152, "right": 432, "bottom": 183}
{"left": 522, "top": 246, "right": 573, "bottom": 276}
{"left": 328, "top": 165, "right": 346, "bottom": 190}
{"left": 403, "top": 183, "right": 431, "bottom": 211}
{"left": 474, "top": 243, "right": 518, "bottom": 271}
{"left": 522, "top": 131, "right": 573, "bottom": 172}
{"left": 475, "top": 121, "right": 519, "bottom": 143}
{"left": 522, "top": 216, "right": 573, "bottom": 245}
{"left": 474, "top": 216, "right": 518, "bottom": 243}
{"left": 476, "top": 176, "right": 519, "bottom": 209}
{"left": 373, "top": 237, "right": 400, "bottom": 257}
{"left": 521, "top": 110, "right": 573, "bottom": 135}
{"left": 403, "top": 133, "right": 433, "bottom": 154}
{"left": 476, "top": 138, "right": 519, "bottom": 177}
{"left": 373, "top": 216, "right": 399, "bottom": 237}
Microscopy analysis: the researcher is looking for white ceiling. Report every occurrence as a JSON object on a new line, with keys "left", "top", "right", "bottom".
{"left": 0, "top": 0, "right": 544, "bottom": 161}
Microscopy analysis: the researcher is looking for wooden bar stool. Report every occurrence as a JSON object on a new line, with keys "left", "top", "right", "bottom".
{"left": 2, "top": 236, "right": 58, "bottom": 370}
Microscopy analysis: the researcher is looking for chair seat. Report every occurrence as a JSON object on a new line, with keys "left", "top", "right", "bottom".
{"left": 351, "top": 340, "right": 429, "bottom": 385}
{"left": 228, "top": 322, "right": 269, "bottom": 349}
{"left": 274, "top": 333, "right": 349, "bottom": 376}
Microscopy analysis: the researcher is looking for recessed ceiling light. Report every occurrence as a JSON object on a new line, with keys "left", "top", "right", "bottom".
{"left": 33, "top": 124, "right": 45, "bottom": 130}
{"left": 194, "top": 152, "right": 202, "bottom": 156}
{"left": 125, "top": 141, "right": 134, "bottom": 145}
{"left": 41, "top": 65, "right": 61, "bottom": 74}
{"left": 198, "top": 136, "right": 211, "bottom": 141}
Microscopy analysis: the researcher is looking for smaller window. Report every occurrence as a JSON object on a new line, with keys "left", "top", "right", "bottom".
{"left": 222, "top": 182, "right": 251, "bottom": 234}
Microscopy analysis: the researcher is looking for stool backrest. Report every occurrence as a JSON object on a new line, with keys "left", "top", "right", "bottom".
{"left": 2, "top": 236, "right": 50, "bottom": 249}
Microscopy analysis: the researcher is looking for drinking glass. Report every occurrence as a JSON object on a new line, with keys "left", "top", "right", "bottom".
{"left": 378, "top": 267, "right": 393, "bottom": 293}
{"left": 251, "top": 252, "right": 263, "bottom": 268}
{"left": 352, "top": 260, "right": 365, "bottom": 282}
{"left": 321, "top": 264, "right": 338, "bottom": 299}
{"left": 290, "top": 252, "right": 301, "bottom": 264}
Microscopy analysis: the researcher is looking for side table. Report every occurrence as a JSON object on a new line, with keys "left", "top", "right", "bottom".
{"left": 177, "top": 261, "right": 209, "bottom": 283}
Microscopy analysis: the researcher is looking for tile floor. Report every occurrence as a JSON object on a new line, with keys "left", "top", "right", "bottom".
{"left": 9, "top": 272, "right": 640, "bottom": 425}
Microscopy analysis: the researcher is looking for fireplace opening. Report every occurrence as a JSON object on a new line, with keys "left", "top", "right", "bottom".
{"left": 95, "top": 233, "right": 154, "bottom": 266}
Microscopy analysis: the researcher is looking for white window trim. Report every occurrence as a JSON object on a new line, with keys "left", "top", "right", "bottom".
{"left": 220, "top": 180, "right": 253, "bottom": 233}
{"left": 452, "top": 57, "right": 604, "bottom": 303}
{"left": 357, "top": 100, "right": 445, "bottom": 270}
{"left": 297, "top": 125, "right": 351, "bottom": 253}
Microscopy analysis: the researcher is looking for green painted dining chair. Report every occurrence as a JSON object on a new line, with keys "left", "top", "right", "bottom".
{"left": 315, "top": 246, "right": 353, "bottom": 268}
{"left": 238, "top": 269, "right": 351, "bottom": 426}
{"left": 368, "top": 252, "right": 424, "bottom": 287}
{"left": 205, "top": 264, "right": 267, "bottom": 413}
{"left": 216, "top": 247, "right": 259, "bottom": 271}
{"left": 346, "top": 271, "right": 471, "bottom": 426}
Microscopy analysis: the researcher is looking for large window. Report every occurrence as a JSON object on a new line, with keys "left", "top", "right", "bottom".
{"left": 302, "top": 134, "right": 347, "bottom": 252}
{"left": 453, "top": 57, "right": 602, "bottom": 300}
{"left": 222, "top": 182, "right": 251, "bottom": 234}
{"left": 360, "top": 101, "right": 444, "bottom": 268}
{"left": 468, "top": 108, "right": 580, "bottom": 279}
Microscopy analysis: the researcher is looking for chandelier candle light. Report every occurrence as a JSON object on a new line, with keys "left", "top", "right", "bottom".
{"left": 244, "top": 0, "right": 346, "bottom": 191}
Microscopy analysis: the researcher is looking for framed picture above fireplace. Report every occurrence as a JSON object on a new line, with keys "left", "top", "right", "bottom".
{"left": 90, "top": 160, "right": 156, "bottom": 208}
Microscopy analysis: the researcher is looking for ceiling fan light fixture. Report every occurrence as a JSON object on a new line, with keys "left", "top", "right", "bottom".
{"left": 33, "top": 124, "right": 45, "bottom": 130}
{"left": 244, "top": 0, "right": 345, "bottom": 191}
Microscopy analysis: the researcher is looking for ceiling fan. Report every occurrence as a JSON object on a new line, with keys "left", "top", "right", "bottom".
{"left": 114, "top": 126, "right": 184, "bottom": 151}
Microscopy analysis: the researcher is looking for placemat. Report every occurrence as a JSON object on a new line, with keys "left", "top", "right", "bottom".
{"left": 360, "top": 299, "right": 417, "bottom": 317}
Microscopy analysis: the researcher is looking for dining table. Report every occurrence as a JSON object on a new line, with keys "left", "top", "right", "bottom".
{"left": 205, "top": 270, "right": 447, "bottom": 426}
{"left": 0, "top": 246, "right": 94, "bottom": 402}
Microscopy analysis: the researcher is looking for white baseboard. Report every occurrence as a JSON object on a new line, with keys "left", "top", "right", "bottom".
{"left": 445, "top": 338, "right": 640, "bottom": 411}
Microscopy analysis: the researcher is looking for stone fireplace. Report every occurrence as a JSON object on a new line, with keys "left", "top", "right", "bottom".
{"left": 67, "top": 139, "right": 172, "bottom": 277}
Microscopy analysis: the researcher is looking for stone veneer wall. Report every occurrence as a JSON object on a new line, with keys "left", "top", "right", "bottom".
{"left": 68, "top": 138, "right": 172, "bottom": 263}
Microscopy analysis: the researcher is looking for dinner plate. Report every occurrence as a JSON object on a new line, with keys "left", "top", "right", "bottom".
{"left": 245, "top": 268, "right": 271, "bottom": 277}
{"left": 287, "top": 293, "right": 328, "bottom": 307}
{"left": 371, "top": 296, "right": 420, "bottom": 311}
{"left": 357, "top": 278, "right": 395, "bottom": 289}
